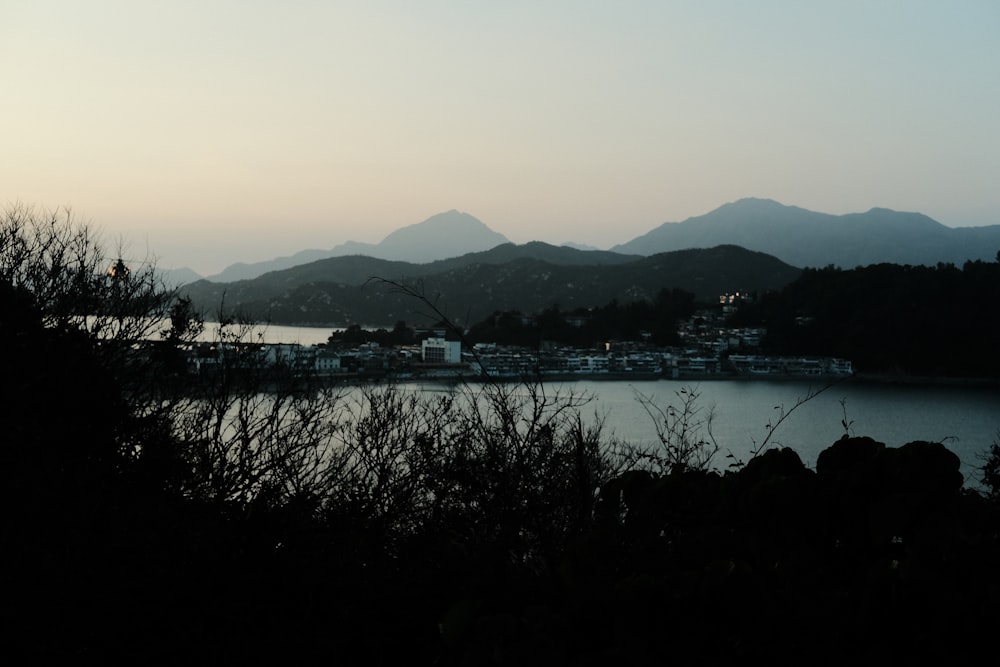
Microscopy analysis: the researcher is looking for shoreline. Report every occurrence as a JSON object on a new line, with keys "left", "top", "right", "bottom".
{"left": 330, "top": 370, "right": 999, "bottom": 390}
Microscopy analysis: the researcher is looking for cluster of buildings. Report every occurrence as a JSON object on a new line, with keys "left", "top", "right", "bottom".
{"left": 176, "top": 301, "right": 853, "bottom": 381}
{"left": 463, "top": 344, "right": 852, "bottom": 380}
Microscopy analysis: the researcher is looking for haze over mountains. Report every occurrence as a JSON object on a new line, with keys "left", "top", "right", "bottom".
{"left": 203, "top": 210, "right": 510, "bottom": 283}
{"left": 173, "top": 198, "right": 1000, "bottom": 326}
{"left": 612, "top": 198, "right": 1000, "bottom": 269}
{"left": 171, "top": 198, "right": 1000, "bottom": 286}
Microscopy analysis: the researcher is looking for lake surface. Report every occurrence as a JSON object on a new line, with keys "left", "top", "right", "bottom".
{"left": 237, "top": 325, "right": 999, "bottom": 488}
{"left": 402, "top": 377, "right": 999, "bottom": 488}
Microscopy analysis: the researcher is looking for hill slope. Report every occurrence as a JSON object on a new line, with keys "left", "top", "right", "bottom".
{"left": 182, "top": 244, "right": 799, "bottom": 327}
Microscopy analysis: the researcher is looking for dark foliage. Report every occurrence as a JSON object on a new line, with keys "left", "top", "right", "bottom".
{"left": 729, "top": 259, "right": 1000, "bottom": 377}
{"left": 326, "top": 319, "right": 417, "bottom": 347}
{"left": 181, "top": 244, "right": 799, "bottom": 326}
{"left": 466, "top": 288, "right": 697, "bottom": 348}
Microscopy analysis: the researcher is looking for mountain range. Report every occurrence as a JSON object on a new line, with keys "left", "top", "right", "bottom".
{"left": 168, "top": 198, "right": 1000, "bottom": 286}
{"left": 611, "top": 198, "right": 1000, "bottom": 268}
{"left": 173, "top": 198, "right": 1000, "bottom": 326}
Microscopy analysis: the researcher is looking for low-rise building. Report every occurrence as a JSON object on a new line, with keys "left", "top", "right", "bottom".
{"left": 421, "top": 337, "right": 462, "bottom": 364}
{"left": 315, "top": 350, "right": 342, "bottom": 374}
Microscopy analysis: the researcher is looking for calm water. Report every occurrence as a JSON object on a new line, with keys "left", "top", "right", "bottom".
{"left": 590, "top": 379, "right": 995, "bottom": 484}
{"left": 242, "top": 326, "right": 999, "bottom": 487}
{"left": 405, "top": 378, "right": 999, "bottom": 488}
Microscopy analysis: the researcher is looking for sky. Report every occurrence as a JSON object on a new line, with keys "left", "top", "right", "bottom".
{"left": 3, "top": 1, "right": 999, "bottom": 276}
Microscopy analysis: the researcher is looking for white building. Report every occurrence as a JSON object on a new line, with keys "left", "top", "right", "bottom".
{"left": 421, "top": 337, "right": 462, "bottom": 364}
{"left": 315, "top": 350, "right": 342, "bottom": 374}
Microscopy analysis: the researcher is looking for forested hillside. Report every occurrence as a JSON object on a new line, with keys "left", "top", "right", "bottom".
{"left": 729, "top": 258, "right": 1000, "bottom": 377}
{"left": 182, "top": 244, "right": 799, "bottom": 326}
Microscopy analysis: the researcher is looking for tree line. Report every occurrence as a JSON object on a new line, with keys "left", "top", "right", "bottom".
{"left": 728, "top": 257, "right": 1000, "bottom": 378}
{"left": 464, "top": 288, "right": 697, "bottom": 349}
{"left": 324, "top": 287, "right": 698, "bottom": 351}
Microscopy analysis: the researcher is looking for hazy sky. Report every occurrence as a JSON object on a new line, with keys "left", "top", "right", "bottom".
{"left": 3, "top": 1, "right": 999, "bottom": 275}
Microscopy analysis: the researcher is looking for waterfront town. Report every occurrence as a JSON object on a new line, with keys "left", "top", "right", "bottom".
{"left": 180, "top": 294, "right": 854, "bottom": 382}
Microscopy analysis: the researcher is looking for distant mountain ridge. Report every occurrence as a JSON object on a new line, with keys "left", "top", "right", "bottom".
{"left": 166, "top": 199, "right": 1000, "bottom": 284}
{"left": 612, "top": 198, "right": 1000, "bottom": 268}
{"left": 181, "top": 243, "right": 799, "bottom": 327}
{"left": 206, "top": 210, "right": 510, "bottom": 282}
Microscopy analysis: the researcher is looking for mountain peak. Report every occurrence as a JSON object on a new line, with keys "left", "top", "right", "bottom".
{"left": 395, "top": 209, "right": 489, "bottom": 233}
{"left": 373, "top": 211, "right": 510, "bottom": 263}
{"left": 717, "top": 197, "right": 807, "bottom": 215}
{"left": 204, "top": 210, "right": 509, "bottom": 282}
{"left": 730, "top": 197, "right": 784, "bottom": 207}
